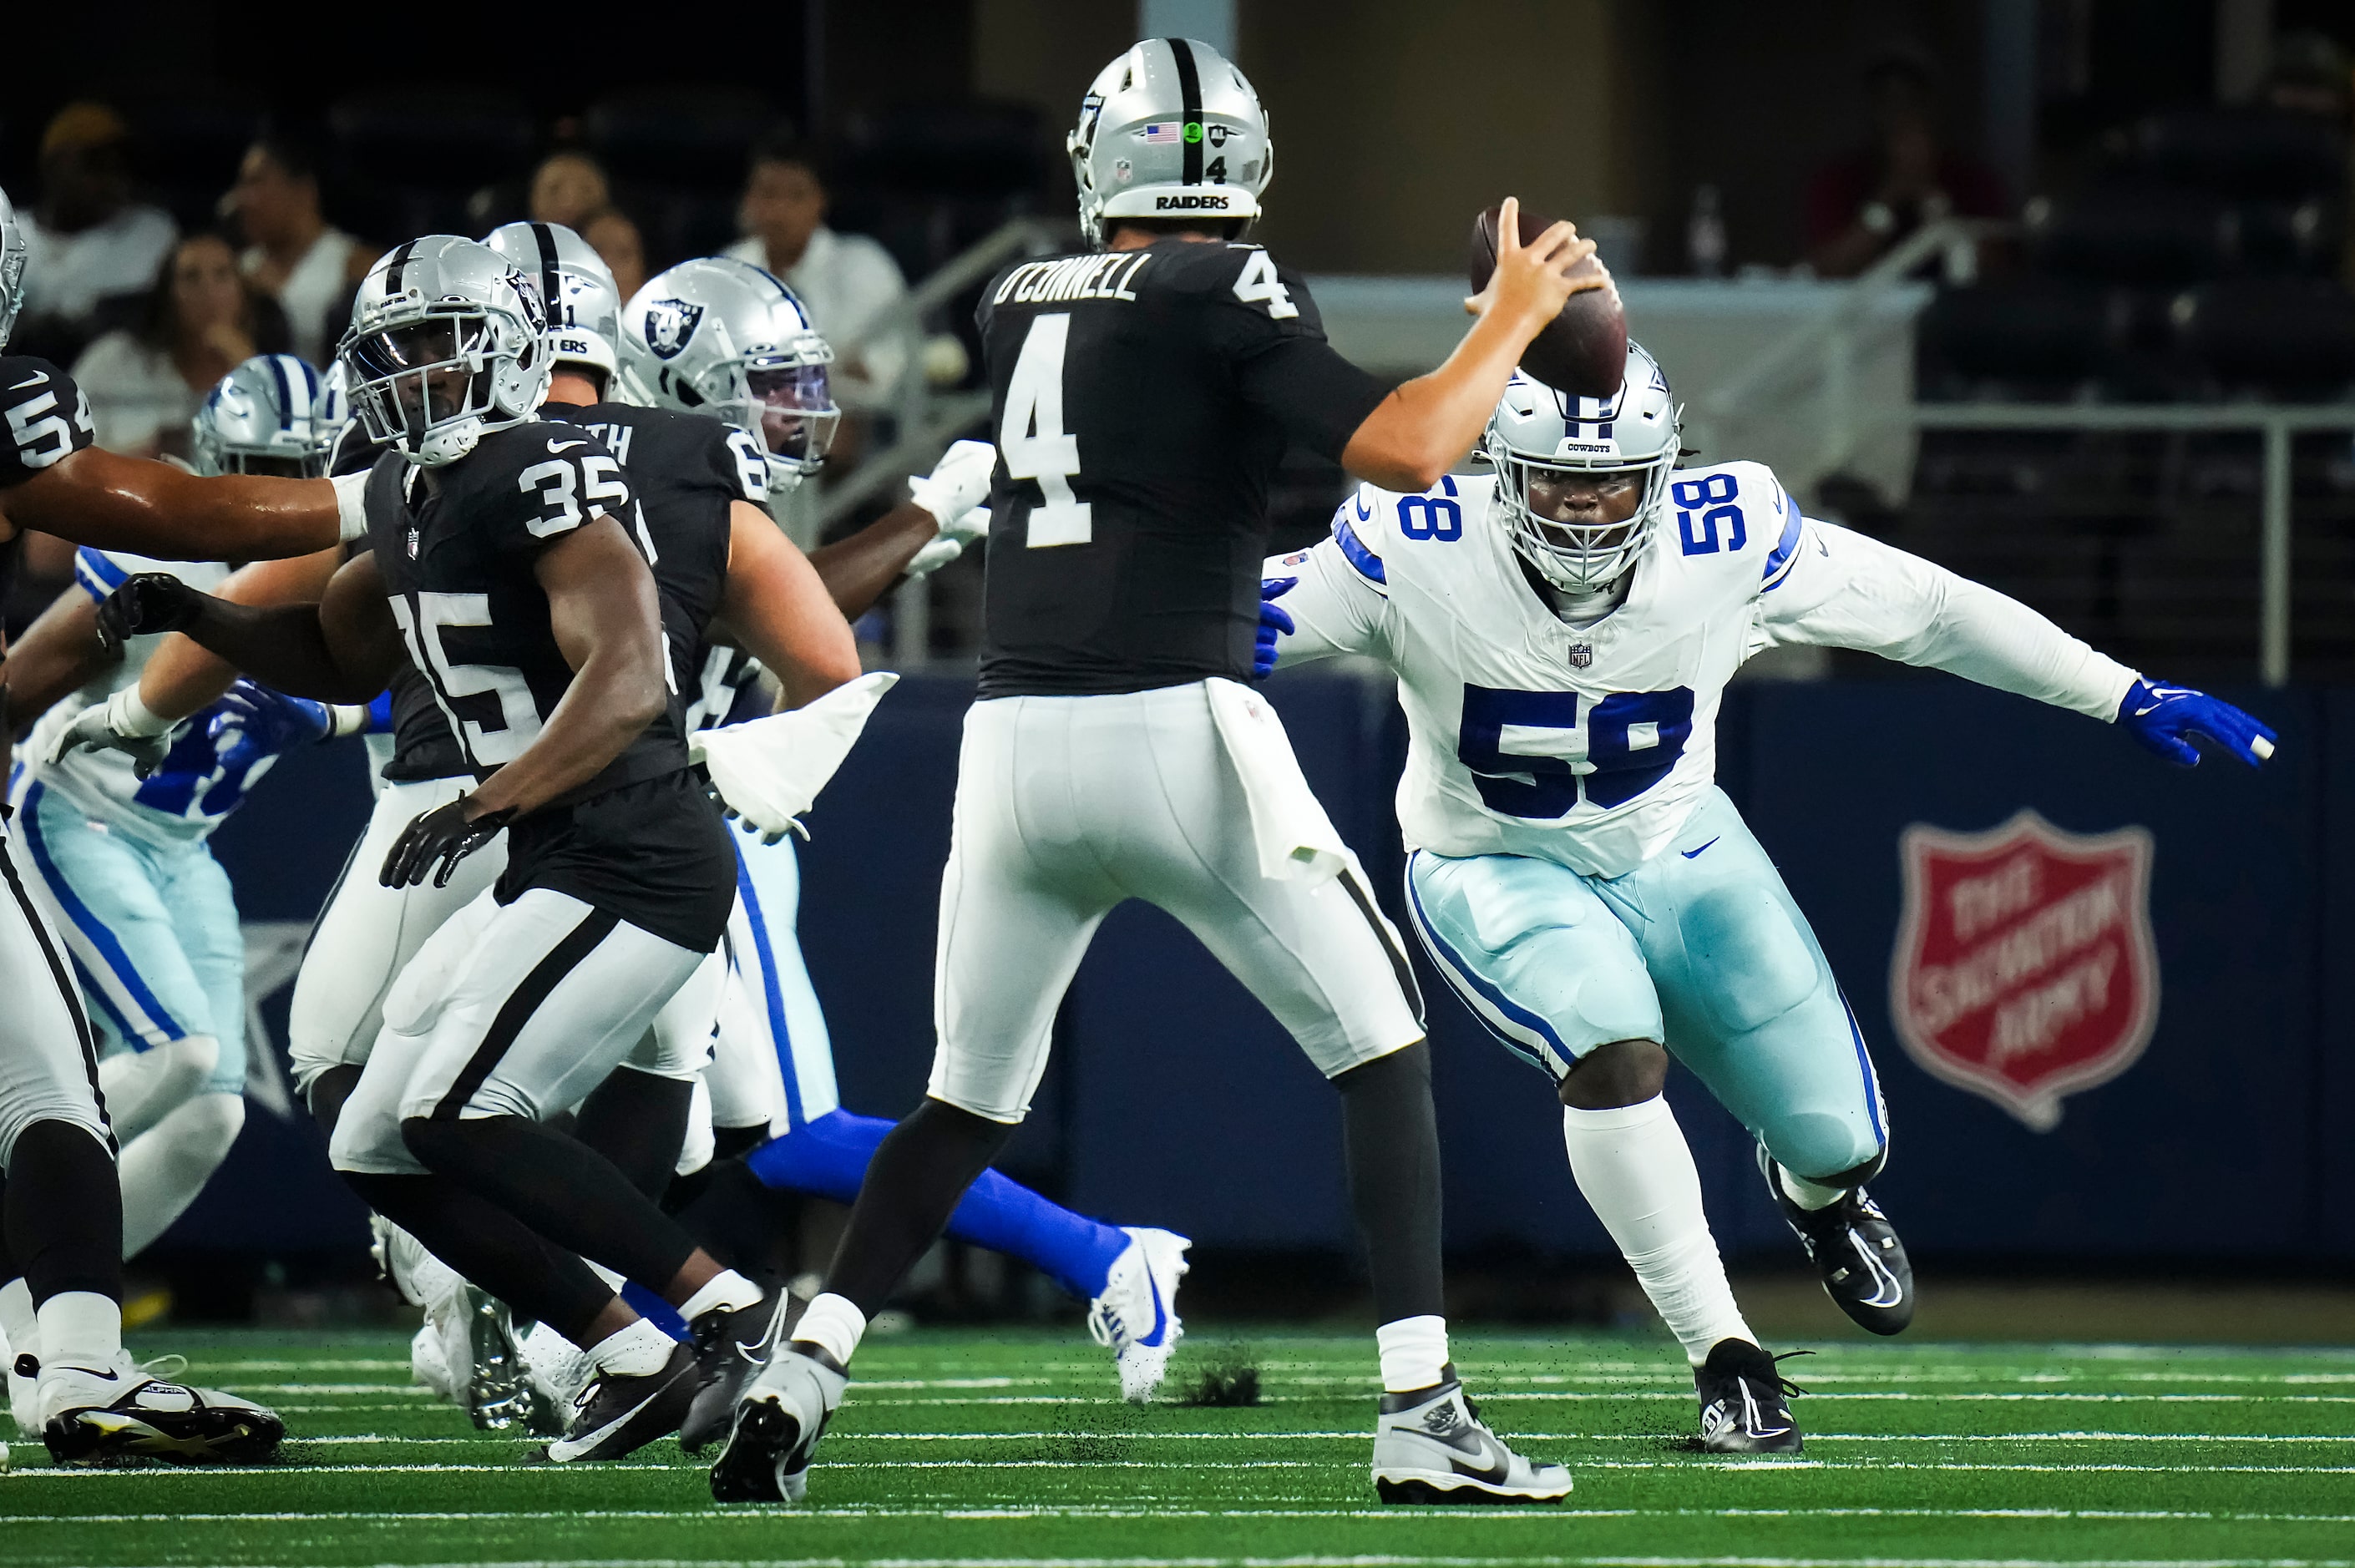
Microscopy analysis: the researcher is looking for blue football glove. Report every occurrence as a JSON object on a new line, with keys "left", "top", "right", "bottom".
{"left": 2115, "top": 678, "right": 2276, "bottom": 768}
{"left": 1255, "top": 577, "right": 1298, "bottom": 680}
{"left": 206, "top": 680, "right": 335, "bottom": 775}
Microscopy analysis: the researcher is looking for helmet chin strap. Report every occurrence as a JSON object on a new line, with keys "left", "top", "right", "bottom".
{"left": 1532, "top": 570, "right": 1630, "bottom": 630}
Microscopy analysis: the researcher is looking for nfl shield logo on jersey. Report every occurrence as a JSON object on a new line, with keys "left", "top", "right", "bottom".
{"left": 641, "top": 299, "right": 706, "bottom": 360}
{"left": 1887, "top": 810, "right": 2159, "bottom": 1132}
{"left": 1567, "top": 643, "right": 1593, "bottom": 669}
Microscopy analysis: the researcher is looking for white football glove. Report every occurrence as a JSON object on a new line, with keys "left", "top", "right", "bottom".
{"left": 688, "top": 670, "right": 901, "bottom": 844}
{"left": 46, "top": 688, "right": 183, "bottom": 779}
{"left": 907, "top": 439, "right": 996, "bottom": 528}
{"left": 904, "top": 505, "right": 990, "bottom": 581}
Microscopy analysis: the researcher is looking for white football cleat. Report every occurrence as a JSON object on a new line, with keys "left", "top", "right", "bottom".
{"left": 1370, "top": 1378, "right": 1569, "bottom": 1505}
{"left": 409, "top": 1323, "right": 457, "bottom": 1402}
{"left": 39, "top": 1353, "right": 283, "bottom": 1465}
{"left": 519, "top": 1319, "right": 596, "bottom": 1411}
{"left": 1086, "top": 1227, "right": 1190, "bottom": 1403}
{"left": 8, "top": 1349, "right": 38, "bottom": 1438}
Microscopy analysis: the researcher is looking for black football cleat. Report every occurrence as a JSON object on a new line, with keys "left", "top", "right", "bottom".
{"left": 679, "top": 1288, "right": 803, "bottom": 1455}
{"left": 543, "top": 1339, "right": 697, "bottom": 1463}
{"left": 1759, "top": 1145, "right": 1913, "bottom": 1335}
{"left": 1694, "top": 1338, "right": 1803, "bottom": 1454}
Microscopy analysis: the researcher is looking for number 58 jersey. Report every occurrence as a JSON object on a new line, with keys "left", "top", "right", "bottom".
{"left": 1270, "top": 463, "right": 2135, "bottom": 880}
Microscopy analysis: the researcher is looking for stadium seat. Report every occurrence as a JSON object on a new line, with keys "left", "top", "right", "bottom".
{"left": 327, "top": 89, "right": 537, "bottom": 240}
{"left": 2172, "top": 278, "right": 2355, "bottom": 399}
{"left": 584, "top": 87, "right": 775, "bottom": 193}
{"left": 1915, "top": 279, "right": 2117, "bottom": 399}
{"left": 2028, "top": 183, "right": 2236, "bottom": 288}
{"left": 2128, "top": 106, "right": 2348, "bottom": 205}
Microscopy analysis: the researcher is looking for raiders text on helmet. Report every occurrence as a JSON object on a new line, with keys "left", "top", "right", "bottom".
{"left": 192, "top": 354, "right": 350, "bottom": 478}
{"left": 1068, "top": 38, "right": 1274, "bottom": 246}
{"left": 338, "top": 236, "right": 550, "bottom": 468}
{"left": 484, "top": 220, "right": 622, "bottom": 381}
{"left": 0, "top": 186, "right": 28, "bottom": 350}
{"left": 1483, "top": 343, "right": 1684, "bottom": 594}
{"left": 616, "top": 256, "right": 838, "bottom": 493}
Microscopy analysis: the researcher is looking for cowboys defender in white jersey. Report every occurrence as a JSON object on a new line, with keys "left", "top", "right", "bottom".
{"left": 3, "top": 355, "right": 371, "bottom": 1306}
{"left": 716, "top": 38, "right": 1599, "bottom": 1507}
{"left": 1260, "top": 345, "right": 2275, "bottom": 1449}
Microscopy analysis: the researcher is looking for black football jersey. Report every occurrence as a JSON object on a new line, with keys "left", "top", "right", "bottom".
{"left": 973, "top": 240, "right": 1389, "bottom": 698}
{"left": 2, "top": 357, "right": 96, "bottom": 491}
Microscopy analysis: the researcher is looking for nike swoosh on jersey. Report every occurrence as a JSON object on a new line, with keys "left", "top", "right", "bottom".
{"left": 1682, "top": 837, "right": 1720, "bottom": 858}
{"left": 10, "top": 375, "right": 46, "bottom": 390}
{"left": 546, "top": 438, "right": 586, "bottom": 453}
{"left": 1355, "top": 494, "right": 1372, "bottom": 522}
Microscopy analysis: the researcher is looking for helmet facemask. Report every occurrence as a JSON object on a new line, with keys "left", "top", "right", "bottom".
{"left": 676, "top": 347, "right": 838, "bottom": 493}
{"left": 1489, "top": 443, "right": 1674, "bottom": 594}
{"left": 342, "top": 306, "right": 538, "bottom": 468}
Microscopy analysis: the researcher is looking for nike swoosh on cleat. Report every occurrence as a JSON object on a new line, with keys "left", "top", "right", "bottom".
{"left": 1683, "top": 837, "right": 1720, "bottom": 858}
{"left": 1446, "top": 1436, "right": 1514, "bottom": 1485}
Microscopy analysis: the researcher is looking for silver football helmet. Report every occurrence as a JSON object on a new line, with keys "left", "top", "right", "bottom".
{"left": 0, "top": 185, "right": 28, "bottom": 350}
{"left": 1483, "top": 344, "right": 1682, "bottom": 594}
{"left": 483, "top": 220, "right": 620, "bottom": 382}
{"left": 1069, "top": 38, "right": 1274, "bottom": 247}
{"left": 338, "top": 235, "right": 550, "bottom": 468}
{"left": 616, "top": 256, "right": 837, "bottom": 493}
{"left": 191, "top": 354, "right": 349, "bottom": 478}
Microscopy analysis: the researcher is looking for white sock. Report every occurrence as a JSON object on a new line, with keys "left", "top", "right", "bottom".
{"left": 1562, "top": 1098, "right": 1754, "bottom": 1366}
{"left": 587, "top": 1318, "right": 673, "bottom": 1378}
{"left": 0, "top": 1278, "right": 37, "bottom": 1364}
{"left": 35, "top": 1292, "right": 122, "bottom": 1368}
{"left": 1375, "top": 1313, "right": 1451, "bottom": 1393}
{"left": 118, "top": 1093, "right": 246, "bottom": 1257}
{"left": 1778, "top": 1165, "right": 1846, "bottom": 1211}
{"left": 676, "top": 1269, "right": 762, "bottom": 1323}
{"left": 96, "top": 1036, "right": 216, "bottom": 1145}
{"left": 792, "top": 1292, "right": 867, "bottom": 1368}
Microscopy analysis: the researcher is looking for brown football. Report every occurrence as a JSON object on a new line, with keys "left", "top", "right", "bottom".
{"left": 1467, "top": 202, "right": 1627, "bottom": 399}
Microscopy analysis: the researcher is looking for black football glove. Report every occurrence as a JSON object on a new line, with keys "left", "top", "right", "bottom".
{"left": 382, "top": 796, "right": 514, "bottom": 889}
{"left": 94, "top": 573, "right": 205, "bottom": 655}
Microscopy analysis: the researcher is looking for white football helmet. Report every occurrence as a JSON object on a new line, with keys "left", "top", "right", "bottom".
{"left": 1069, "top": 38, "right": 1274, "bottom": 247}
{"left": 0, "top": 185, "right": 28, "bottom": 350}
{"left": 483, "top": 220, "right": 620, "bottom": 383}
{"left": 616, "top": 256, "right": 837, "bottom": 493}
{"left": 338, "top": 235, "right": 550, "bottom": 468}
{"left": 1483, "top": 344, "right": 1682, "bottom": 594}
{"left": 191, "top": 354, "right": 349, "bottom": 478}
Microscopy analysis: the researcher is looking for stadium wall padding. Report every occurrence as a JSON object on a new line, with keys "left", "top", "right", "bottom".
{"left": 186, "top": 671, "right": 2350, "bottom": 1266}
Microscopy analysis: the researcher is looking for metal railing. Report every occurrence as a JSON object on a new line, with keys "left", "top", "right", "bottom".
{"left": 1907, "top": 402, "right": 2355, "bottom": 687}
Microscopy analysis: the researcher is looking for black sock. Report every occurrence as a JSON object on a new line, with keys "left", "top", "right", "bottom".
{"left": 665, "top": 1124, "right": 771, "bottom": 1215}
{"left": 572, "top": 1068, "right": 695, "bottom": 1201}
{"left": 1334, "top": 1041, "right": 1446, "bottom": 1323}
{"left": 821, "top": 1098, "right": 1011, "bottom": 1316}
{"left": 342, "top": 1170, "right": 614, "bottom": 1344}
{"left": 402, "top": 1115, "right": 699, "bottom": 1294}
{"left": 3, "top": 1121, "right": 124, "bottom": 1305}
{"left": 307, "top": 1065, "right": 362, "bottom": 1141}
{"left": 676, "top": 1157, "right": 801, "bottom": 1279}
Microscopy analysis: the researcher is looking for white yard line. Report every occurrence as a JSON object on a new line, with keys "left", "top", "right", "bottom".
{"left": 16, "top": 1506, "right": 2355, "bottom": 1525}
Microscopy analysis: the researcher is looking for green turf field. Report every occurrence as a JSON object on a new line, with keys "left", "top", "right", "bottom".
{"left": 4, "top": 1327, "right": 2352, "bottom": 1567}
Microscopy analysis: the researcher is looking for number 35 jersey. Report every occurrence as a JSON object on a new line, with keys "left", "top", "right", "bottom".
{"left": 1270, "top": 463, "right": 2137, "bottom": 880}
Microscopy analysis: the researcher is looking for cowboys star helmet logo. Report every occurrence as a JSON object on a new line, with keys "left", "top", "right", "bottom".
{"left": 642, "top": 299, "right": 706, "bottom": 361}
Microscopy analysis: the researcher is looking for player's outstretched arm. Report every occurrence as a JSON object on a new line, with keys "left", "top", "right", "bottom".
{"left": 716, "top": 501, "right": 862, "bottom": 709}
{"left": 135, "top": 549, "right": 347, "bottom": 725}
{"left": 93, "top": 552, "right": 400, "bottom": 704}
{"left": 803, "top": 440, "right": 998, "bottom": 619}
{"left": 1340, "top": 199, "right": 1600, "bottom": 492}
{"left": 0, "top": 446, "right": 351, "bottom": 563}
{"left": 466, "top": 516, "right": 669, "bottom": 822}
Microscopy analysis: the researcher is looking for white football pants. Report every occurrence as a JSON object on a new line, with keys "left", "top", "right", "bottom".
{"left": 0, "top": 838, "right": 109, "bottom": 1166}
{"left": 929, "top": 681, "right": 1424, "bottom": 1124}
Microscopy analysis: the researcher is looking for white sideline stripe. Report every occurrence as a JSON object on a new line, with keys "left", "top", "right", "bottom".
{"left": 18, "top": 1508, "right": 2355, "bottom": 1525}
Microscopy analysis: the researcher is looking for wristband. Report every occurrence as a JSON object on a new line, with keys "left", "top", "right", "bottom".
{"left": 327, "top": 704, "right": 374, "bottom": 740}
{"left": 105, "top": 685, "right": 175, "bottom": 738}
{"left": 332, "top": 471, "right": 372, "bottom": 544}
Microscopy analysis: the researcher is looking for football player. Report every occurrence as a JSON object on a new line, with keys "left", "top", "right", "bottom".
{"left": 1258, "top": 346, "right": 2274, "bottom": 1450}
{"left": 619, "top": 253, "right": 1194, "bottom": 1407}
{"left": 0, "top": 182, "right": 352, "bottom": 1466}
{"left": 3, "top": 355, "right": 371, "bottom": 1286}
{"left": 712, "top": 38, "right": 1599, "bottom": 1506}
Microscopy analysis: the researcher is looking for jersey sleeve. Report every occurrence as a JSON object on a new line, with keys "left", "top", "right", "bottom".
{"left": 1755, "top": 516, "right": 2140, "bottom": 721}
{"left": 1261, "top": 489, "right": 1393, "bottom": 667}
{"left": 490, "top": 427, "right": 637, "bottom": 556}
{"left": 0, "top": 357, "right": 97, "bottom": 488}
{"left": 1195, "top": 250, "right": 1390, "bottom": 464}
{"left": 73, "top": 546, "right": 144, "bottom": 603}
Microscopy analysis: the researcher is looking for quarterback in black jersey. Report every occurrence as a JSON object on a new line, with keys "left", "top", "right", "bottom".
{"left": 718, "top": 38, "right": 1599, "bottom": 1508}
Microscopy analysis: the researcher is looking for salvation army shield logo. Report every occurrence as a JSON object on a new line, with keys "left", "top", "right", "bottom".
{"left": 1887, "top": 810, "right": 2159, "bottom": 1132}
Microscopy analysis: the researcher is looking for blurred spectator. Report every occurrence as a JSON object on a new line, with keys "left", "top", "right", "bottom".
{"left": 71, "top": 232, "right": 289, "bottom": 460}
{"left": 2257, "top": 30, "right": 2351, "bottom": 121}
{"left": 724, "top": 134, "right": 908, "bottom": 407}
{"left": 229, "top": 134, "right": 371, "bottom": 365}
{"left": 528, "top": 150, "right": 613, "bottom": 231}
{"left": 15, "top": 103, "right": 178, "bottom": 360}
{"left": 1806, "top": 48, "right": 2008, "bottom": 278}
{"left": 582, "top": 206, "right": 647, "bottom": 301}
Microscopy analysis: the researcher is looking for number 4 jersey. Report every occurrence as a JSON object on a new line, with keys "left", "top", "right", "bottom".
{"left": 1269, "top": 463, "right": 2140, "bottom": 879}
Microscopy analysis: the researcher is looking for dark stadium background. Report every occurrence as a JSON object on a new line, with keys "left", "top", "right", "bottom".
{"left": 8, "top": 0, "right": 2352, "bottom": 1342}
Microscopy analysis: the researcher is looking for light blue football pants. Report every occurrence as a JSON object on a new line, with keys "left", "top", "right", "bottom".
{"left": 13, "top": 780, "right": 246, "bottom": 1097}
{"left": 1405, "top": 787, "right": 1886, "bottom": 1182}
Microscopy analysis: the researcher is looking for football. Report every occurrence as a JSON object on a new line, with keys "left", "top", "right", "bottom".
{"left": 1467, "top": 202, "right": 1628, "bottom": 399}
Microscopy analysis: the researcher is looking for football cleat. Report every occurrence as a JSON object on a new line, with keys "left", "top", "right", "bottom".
{"left": 1758, "top": 1146, "right": 1914, "bottom": 1335}
{"left": 519, "top": 1320, "right": 596, "bottom": 1413}
{"left": 1693, "top": 1338, "right": 1804, "bottom": 1454}
{"left": 39, "top": 1353, "right": 284, "bottom": 1465}
{"left": 709, "top": 1343, "right": 847, "bottom": 1504}
{"left": 409, "top": 1323, "right": 457, "bottom": 1402}
{"left": 679, "top": 1288, "right": 803, "bottom": 1455}
{"left": 544, "top": 1338, "right": 697, "bottom": 1464}
{"left": 10, "top": 1351, "right": 39, "bottom": 1438}
{"left": 1370, "top": 1377, "right": 1570, "bottom": 1505}
{"left": 1086, "top": 1227, "right": 1191, "bottom": 1403}
{"left": 461, "top": 1287, "right": 560, "bottom": 1435}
